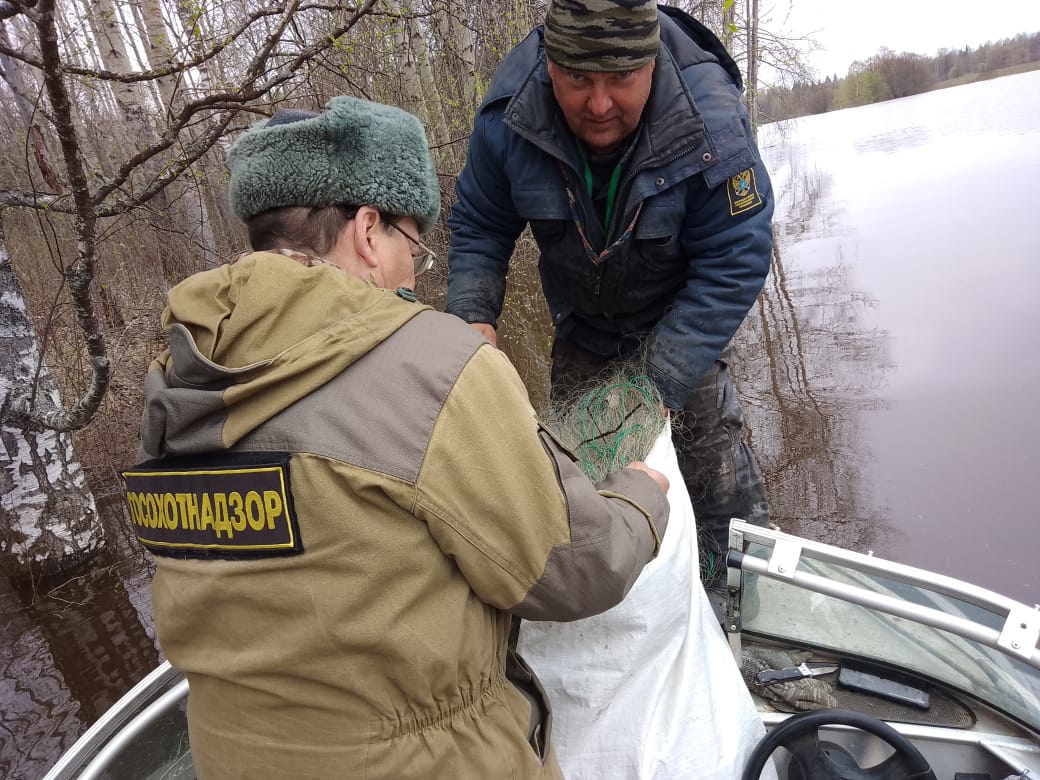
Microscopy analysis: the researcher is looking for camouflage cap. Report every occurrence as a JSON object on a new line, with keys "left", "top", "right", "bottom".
{"left": 544, "top": 0, "right": 660, "bottom": 72}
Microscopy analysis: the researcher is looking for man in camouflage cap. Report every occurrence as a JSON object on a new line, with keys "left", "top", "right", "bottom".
{"left": 543, "top": 0, "right": 660, "bottom": 72}
{"left": 447, "top": 0, "right": 775, "bottom": 611}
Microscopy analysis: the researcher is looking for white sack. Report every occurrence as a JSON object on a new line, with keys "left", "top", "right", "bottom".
{"left": 518, "top": 423, "right": 775, "bottom": 779}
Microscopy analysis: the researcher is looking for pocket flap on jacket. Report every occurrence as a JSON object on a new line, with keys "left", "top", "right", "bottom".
{"left": 512, "top": 186, "right": 570, "bottom": 221}
{"left": 634, "top": 199, "right": 684, "bottom": 241}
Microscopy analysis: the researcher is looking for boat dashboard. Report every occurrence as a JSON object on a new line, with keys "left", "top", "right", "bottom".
{"left": 727, "top": 520, "right": 1040, "bottom": 780}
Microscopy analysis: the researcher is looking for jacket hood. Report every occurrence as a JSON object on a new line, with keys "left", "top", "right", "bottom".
{"left": 489, "top": 14, "right": 720, "bottom": 176}
{"left": 139, "top": 252, "right": 427, "bottom": 459}
{"left": 480, "top": 9, "right": 757, "bottom": 197}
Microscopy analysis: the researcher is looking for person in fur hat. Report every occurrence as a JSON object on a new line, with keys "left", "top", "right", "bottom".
{"left": 124, "top": 95, "right": 669, "bottom": 779}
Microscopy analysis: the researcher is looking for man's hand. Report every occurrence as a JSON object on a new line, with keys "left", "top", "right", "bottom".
{"left": 625, "top": 461, "right": 669, "bottom": 494}
{"left": 470, "top": 322, "right": 498, "bottom": 346}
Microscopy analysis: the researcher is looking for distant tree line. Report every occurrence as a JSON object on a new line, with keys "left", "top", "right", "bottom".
{"left": 760, "top": 31, "right": 1040, "bottom": 123}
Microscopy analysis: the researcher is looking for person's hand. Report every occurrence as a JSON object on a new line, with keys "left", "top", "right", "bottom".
{"left": 470, "top": 322, "right": 497, "bottom": 346}
{"left": 625, "top": 461, "right": 669, "bottom": 494}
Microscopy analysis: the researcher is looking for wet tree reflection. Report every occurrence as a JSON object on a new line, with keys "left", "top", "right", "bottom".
{"left": 0, "top": 509, "right": 158, "bottom": 780}
{"left": 733, "top": 154, "right": 894, "bottom": 552}
{"left": 0, "top": 577, "right": 71, "bottom": 780}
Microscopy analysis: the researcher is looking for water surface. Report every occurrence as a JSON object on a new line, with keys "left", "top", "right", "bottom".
{"left": 747, "top": 70, "right": 1040, "bottom": 604}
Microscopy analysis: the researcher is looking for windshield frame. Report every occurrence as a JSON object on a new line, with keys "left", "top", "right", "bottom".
{"left": 725, "top": 520, "right": 1040, "bottom": 733}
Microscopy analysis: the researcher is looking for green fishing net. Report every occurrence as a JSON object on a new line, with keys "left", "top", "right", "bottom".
{"left": 541, "top": 372, "right": 718, "bottom": 582}
{"left": 542, "top": 373, "right": 666, "bottom": 483}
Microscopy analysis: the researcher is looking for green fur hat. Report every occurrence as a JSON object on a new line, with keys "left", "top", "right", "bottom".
{"left": 228, "top": 96, "right": 441, "bottom": 233}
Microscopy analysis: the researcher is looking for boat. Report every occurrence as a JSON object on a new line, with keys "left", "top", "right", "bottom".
{"left": 43, "top": 520, "right": 1040, "bottom": 779}
{"left": 727, "top": 520, "right": 1040, "bottom": 778}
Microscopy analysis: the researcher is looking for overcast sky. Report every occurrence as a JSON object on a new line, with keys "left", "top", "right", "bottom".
{"left": 772, "top": 0, "right": 1040, "bottom": 78}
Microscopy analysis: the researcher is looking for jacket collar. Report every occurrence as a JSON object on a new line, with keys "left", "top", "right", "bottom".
{"left": 501, "top": 30, "right": 709, "bottom": 174}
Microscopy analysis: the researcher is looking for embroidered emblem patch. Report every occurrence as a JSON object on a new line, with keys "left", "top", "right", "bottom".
{"left": 122, "top": 452, "right": 302, "bottom": 559}
{"left": 727, "top": 168, "right": 763, "bottom": 216}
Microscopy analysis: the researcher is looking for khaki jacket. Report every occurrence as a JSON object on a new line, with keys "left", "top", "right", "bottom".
{"left": 131, "top": 252, "right": 668, "bottom": 778}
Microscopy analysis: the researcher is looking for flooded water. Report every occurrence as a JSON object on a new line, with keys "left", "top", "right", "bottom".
{"left": 0, "top": 511, "right": 160, "bottom": 779}
{"left": 745, "top": 69, "right": 1040, "bottom": 605}
{"left": 2, "top": 72, "right": 1038, "bottom": 778}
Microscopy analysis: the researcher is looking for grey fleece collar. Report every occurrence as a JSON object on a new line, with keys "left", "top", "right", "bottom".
{"left": 502, "top": 39, "right": 710, "bottom": 175}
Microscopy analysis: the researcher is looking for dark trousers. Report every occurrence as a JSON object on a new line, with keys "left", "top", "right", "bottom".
{"left": 549, "top": 338, "right": 770, "bottom": 590}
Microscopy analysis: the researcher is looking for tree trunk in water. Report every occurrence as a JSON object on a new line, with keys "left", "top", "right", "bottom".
{"left": 0, "top": 215, "right": 104, "bottom": 580}
{"left": 745, "top": 0, "right": 760, "bottom": 132}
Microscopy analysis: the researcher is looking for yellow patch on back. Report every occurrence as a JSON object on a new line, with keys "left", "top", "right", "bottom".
{"left": 727, "top": 168, "right": 763, "bottom": 216}
{"left": 122, "top": 453, "right": 302, "bottom": 558}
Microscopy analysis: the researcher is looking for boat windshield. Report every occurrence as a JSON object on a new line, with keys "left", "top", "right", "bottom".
{"left": 729, "top": 521, "right": 1040, "bottom": 733}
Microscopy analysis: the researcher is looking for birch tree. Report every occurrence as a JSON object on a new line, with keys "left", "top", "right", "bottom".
{"left": 745, "top": 0, "right": 760, "bottom": 128}
{"left": 0, "top": 17, "right": 35, "bottom": 123}
{"left": 409, "top": 11, "right": 455, "bottom": 167}
{"left": 0, "top": 211, "right": 103, "bottom": 579}
{"left": 686, "top": 0, "right": 816, "bottom": 127}
{"left": 391, "top": 2, "right": 425, "bottom": 118}
{"left": 0, "top": 0, "right": 380, "bottom": 435}
{"left": 134, "top": 0, "right": 179, "bottom": 117}
{"left": 86, "top": 0, "right": 155, "bottom": 143}
{"left": 440, "top": 0, "right": 476, "bottom": 114}
{"left": 720, "top": 0, "right": 735, "bottom": 53}
{"left": 133, "top": 0, "right": 222, "bottom": 269}
{"left": 0, "top": 0, "right": 381, "bottom": 577}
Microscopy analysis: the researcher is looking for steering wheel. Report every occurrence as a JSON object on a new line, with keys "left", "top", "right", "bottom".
{"left": 741, "top": 708, "right": 937, "bottom": 780}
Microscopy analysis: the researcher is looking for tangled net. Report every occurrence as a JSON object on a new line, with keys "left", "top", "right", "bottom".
{"left": 542, "top": 371, "right": 720, "bottom": 583}
{"left": 541, "top": 372, "right": 667, "bottom": 483}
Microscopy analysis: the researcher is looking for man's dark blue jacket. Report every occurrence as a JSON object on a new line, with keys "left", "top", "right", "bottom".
{"left": 446, "top": 8, "right": 774, "bottom": 410}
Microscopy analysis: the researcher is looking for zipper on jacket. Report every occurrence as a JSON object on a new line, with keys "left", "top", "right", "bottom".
{"left": 565, "top": 166, "right": 600, "bottom": 255}
{"left": 606, "top": 144, "right": 700, "bottom": 241}
{"left": 503, "top": 118, "right": 611, "bottom": 260}
{"left": 558, "top": 162, "right": 607, "bottom": 267}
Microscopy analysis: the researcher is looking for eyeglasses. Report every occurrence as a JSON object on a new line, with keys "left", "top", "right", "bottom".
{"left": 387, "top": 220, "right": 436, "bottom": 277}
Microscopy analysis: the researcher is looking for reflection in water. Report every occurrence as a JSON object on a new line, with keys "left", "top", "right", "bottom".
{"left": 752, "top": 73, "right": 1040, "bottom": 603}
{"left": 734, "top": 143, "right": 894, "bottom": 552}
{"left": 0, "top": 580, "right": 71, "bottom": 780}
{"left": 0, "top": 509, "right": 159, "bottom": 780}
{"left": 853, "top": 125, "right": 930, "bottom": 154}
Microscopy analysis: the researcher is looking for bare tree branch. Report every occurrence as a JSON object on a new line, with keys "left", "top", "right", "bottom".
{"left": 0, "top": 188, "right": 64, "bottom": 208}
{"left": 0, "top": 1, "right": 381, "bottom": 81}
{"left": 3, "top": 0, "right": 379, "bottom": 216}
{"left": 3, "top": 0, "right": 107, "bottom": 432}
{"left": 2, "top": 0, "right": 382, "bottom": 433}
